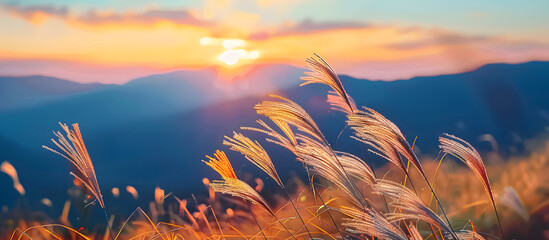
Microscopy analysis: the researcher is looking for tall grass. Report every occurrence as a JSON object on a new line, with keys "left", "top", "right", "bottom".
{"left": 43, "top": 123, "right": 114, "bottom": 240}
{"left": 6, "top": 55, "right": 545, "bottom": 240}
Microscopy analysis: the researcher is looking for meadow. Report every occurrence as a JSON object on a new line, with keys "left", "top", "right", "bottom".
{"left": 2, "top": 55, "right": 548, "bottom": 240}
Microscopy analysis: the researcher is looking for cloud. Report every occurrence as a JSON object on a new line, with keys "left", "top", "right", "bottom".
{"left": 386, "top": 31, "right": 493, "bottom": 50}
{"left": 286, "top": 19, "right": 368, "bottom": 33}
{"left": 2, "top": 3, "right": 67, "bottom": 24}
{"left": 249, "top": 19, "right": 368, "bottom": 40}
{"left": 76, "top": 9, "right": 212, "bottom": 27}
{"left": 1, "top": 3, "right": 212, "bottom": 27}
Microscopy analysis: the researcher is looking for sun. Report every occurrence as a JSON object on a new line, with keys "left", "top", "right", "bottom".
{"left": 217, "top": 49, "right": 259, "bottom": 66}
{"left": 200, "top": 37, "right": 260, "bottom": 66}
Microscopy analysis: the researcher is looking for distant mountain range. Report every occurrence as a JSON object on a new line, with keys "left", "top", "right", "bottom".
{"left": 1, "top": 61, "right": 549, "bottom": 211}
{"left": 0, "top": 75, "right": 104, "bottom": 111}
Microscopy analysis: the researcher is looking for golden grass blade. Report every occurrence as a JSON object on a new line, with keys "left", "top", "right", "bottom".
{"left": 327, "top": 91, "right": 356, "bottom": 115}
{"left": 1, "top": 161, "right": 25, "bottom": 195}
{"left": 408, "top": 224, "right": 424, "bottom": 240}
{"left": 202, "top": 150, "right": 237, "bottom": 180}
{"left": 348, "top": 108, "right": 423, "bottom": 175}
{"left": 340, "top": 206, "right": 408, "bottom": 240}
{"left": 301, "top": 54, "right": 356, "bottom": 114}
{"left": 439, "top": 134, "right": 493, "bottom": 204}
{"left": 255, "top": 94, "right": 324, "bottom": 143}
{"left": 439, "top": 133, "right": 504, "bottom": 237}
{"left": 373, "top": 179, "right": 453, "bottom": 235}
{"left": 43, "top": 123, "right": 105, "bottom": 208}
{"left": 335, "top": 151, "right": 375, "bottom": 185}
{"left": 351, "top": 133, "right": 402, "bottom": 172}
{"left": 242, "top": 119, "right": 297, "bottom": 154}
{"left": 209, "top": 178, "right": 275, "bottom": 216}
{"left": 223, "top": 132, "right": 283, "bottom": 187}
{"left": 295, "top": 134, "right": 365, "bottom": 207}
{"left": 272, "top": 119, "right": 298, "bottom": 146}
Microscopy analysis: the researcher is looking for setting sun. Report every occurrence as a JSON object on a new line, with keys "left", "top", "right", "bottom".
{"left": 201, "top": 37, "right": 260, "bottom": 66}
{"left": 217, "top": 49, "right": 260, "bottom": 65}
{"left": 218, "top": 49, "right": 244, "bottom": 65}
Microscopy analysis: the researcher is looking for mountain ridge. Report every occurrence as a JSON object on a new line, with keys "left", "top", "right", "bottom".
{"left": 4, "top": 60, "right": 547, "bottom": 87}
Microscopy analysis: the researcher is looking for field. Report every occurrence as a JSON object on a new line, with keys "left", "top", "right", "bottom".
{"left": 2, "top": 56, "right": 549, "bottom": 240}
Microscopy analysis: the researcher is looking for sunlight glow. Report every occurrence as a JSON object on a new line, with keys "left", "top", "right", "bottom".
{"left": 200, "top": 37, "right": 215, "bottom": 45}
{"left": 248, "top": 50, "right": 260, "bottom": 59}
{"left": 222, "top": 39, "right": 246, "bottom": 49}
{"left": 218, "top": 49, "right": 246, "bottom": 65}
{"left": 200, "top": 37, "right": 259, "bottom": 66}
{"left": 217, "top": 49, "right": 261, "bottom": 65}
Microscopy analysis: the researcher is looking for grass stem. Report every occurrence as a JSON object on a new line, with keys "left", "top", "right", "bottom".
{"left": 247, "top": 204, "right": 268, "bottom": 240}
{"left": 282, "top": 186, "right": 314, "bottom": 239}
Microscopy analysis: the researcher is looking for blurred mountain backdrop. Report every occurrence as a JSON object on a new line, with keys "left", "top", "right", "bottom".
{"left": 1, "top": 61, "right": 549, "bottom": 212}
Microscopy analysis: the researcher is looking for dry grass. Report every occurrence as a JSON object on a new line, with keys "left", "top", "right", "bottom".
{"left": 42, "top": 123, "right": 105, "bottom": 209}
{"left": 3, "top": 150, "right": 549, "bottom": 239}
{"left": 2, "top": 55, "right": 549, "bottom": 240}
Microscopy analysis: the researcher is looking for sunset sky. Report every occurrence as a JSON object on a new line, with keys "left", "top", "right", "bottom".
{"left": 1, "top": 0, "right": 548, "bottom": 84}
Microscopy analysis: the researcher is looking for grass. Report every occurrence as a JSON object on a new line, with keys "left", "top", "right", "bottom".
{"left": 2, "top": 54, "right": 549, "bottom": 240}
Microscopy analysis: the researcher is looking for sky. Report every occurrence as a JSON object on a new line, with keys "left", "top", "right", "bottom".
{"left": 1, "top": 0, "right": 548, "bottom": 84}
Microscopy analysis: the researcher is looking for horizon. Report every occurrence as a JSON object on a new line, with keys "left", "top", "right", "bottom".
{"left": 2, "top": 59, "right": 547, "bottom": 86}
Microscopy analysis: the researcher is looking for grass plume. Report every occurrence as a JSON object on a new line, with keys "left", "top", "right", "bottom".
{"left": 295, "top": 134, "right": 366, "bottom": 208}
{"left": 42, "top": 122, "right": 114, "bottom": 240}
{"left": 301, "top": 53, "right": 356, "bottom": 114}
{"left": 255, "top": 94, "right": 324, "bottom": 143}
{"left": 440, "top": 133, "right": 505, "bottom": 238}
{"left": 209, "top": 178, "right": 275, "bottom": 216}
{"left": 223, "top": 132, "right": 283, "bottom": 187}
{"left": 374, "top": 179, "right": 453, "bottom": 234}
{"left": 42, "top": 123, "right": 104, "bottom": 209}
{"left": 202, "top": 150, "right": 237, "bottom": 180}
{"left": 340, "top": 206, "right": 408, "bottom": 240}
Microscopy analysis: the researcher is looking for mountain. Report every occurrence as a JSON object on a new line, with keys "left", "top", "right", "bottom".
{"left": 1, "top": 61, "right": 549, "bottom": 210}
{"left": 0, "top": 75, "right": 104, "bottom": 110}
{"left": 0, "top": 64, "right": 303, "bottom": 146}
